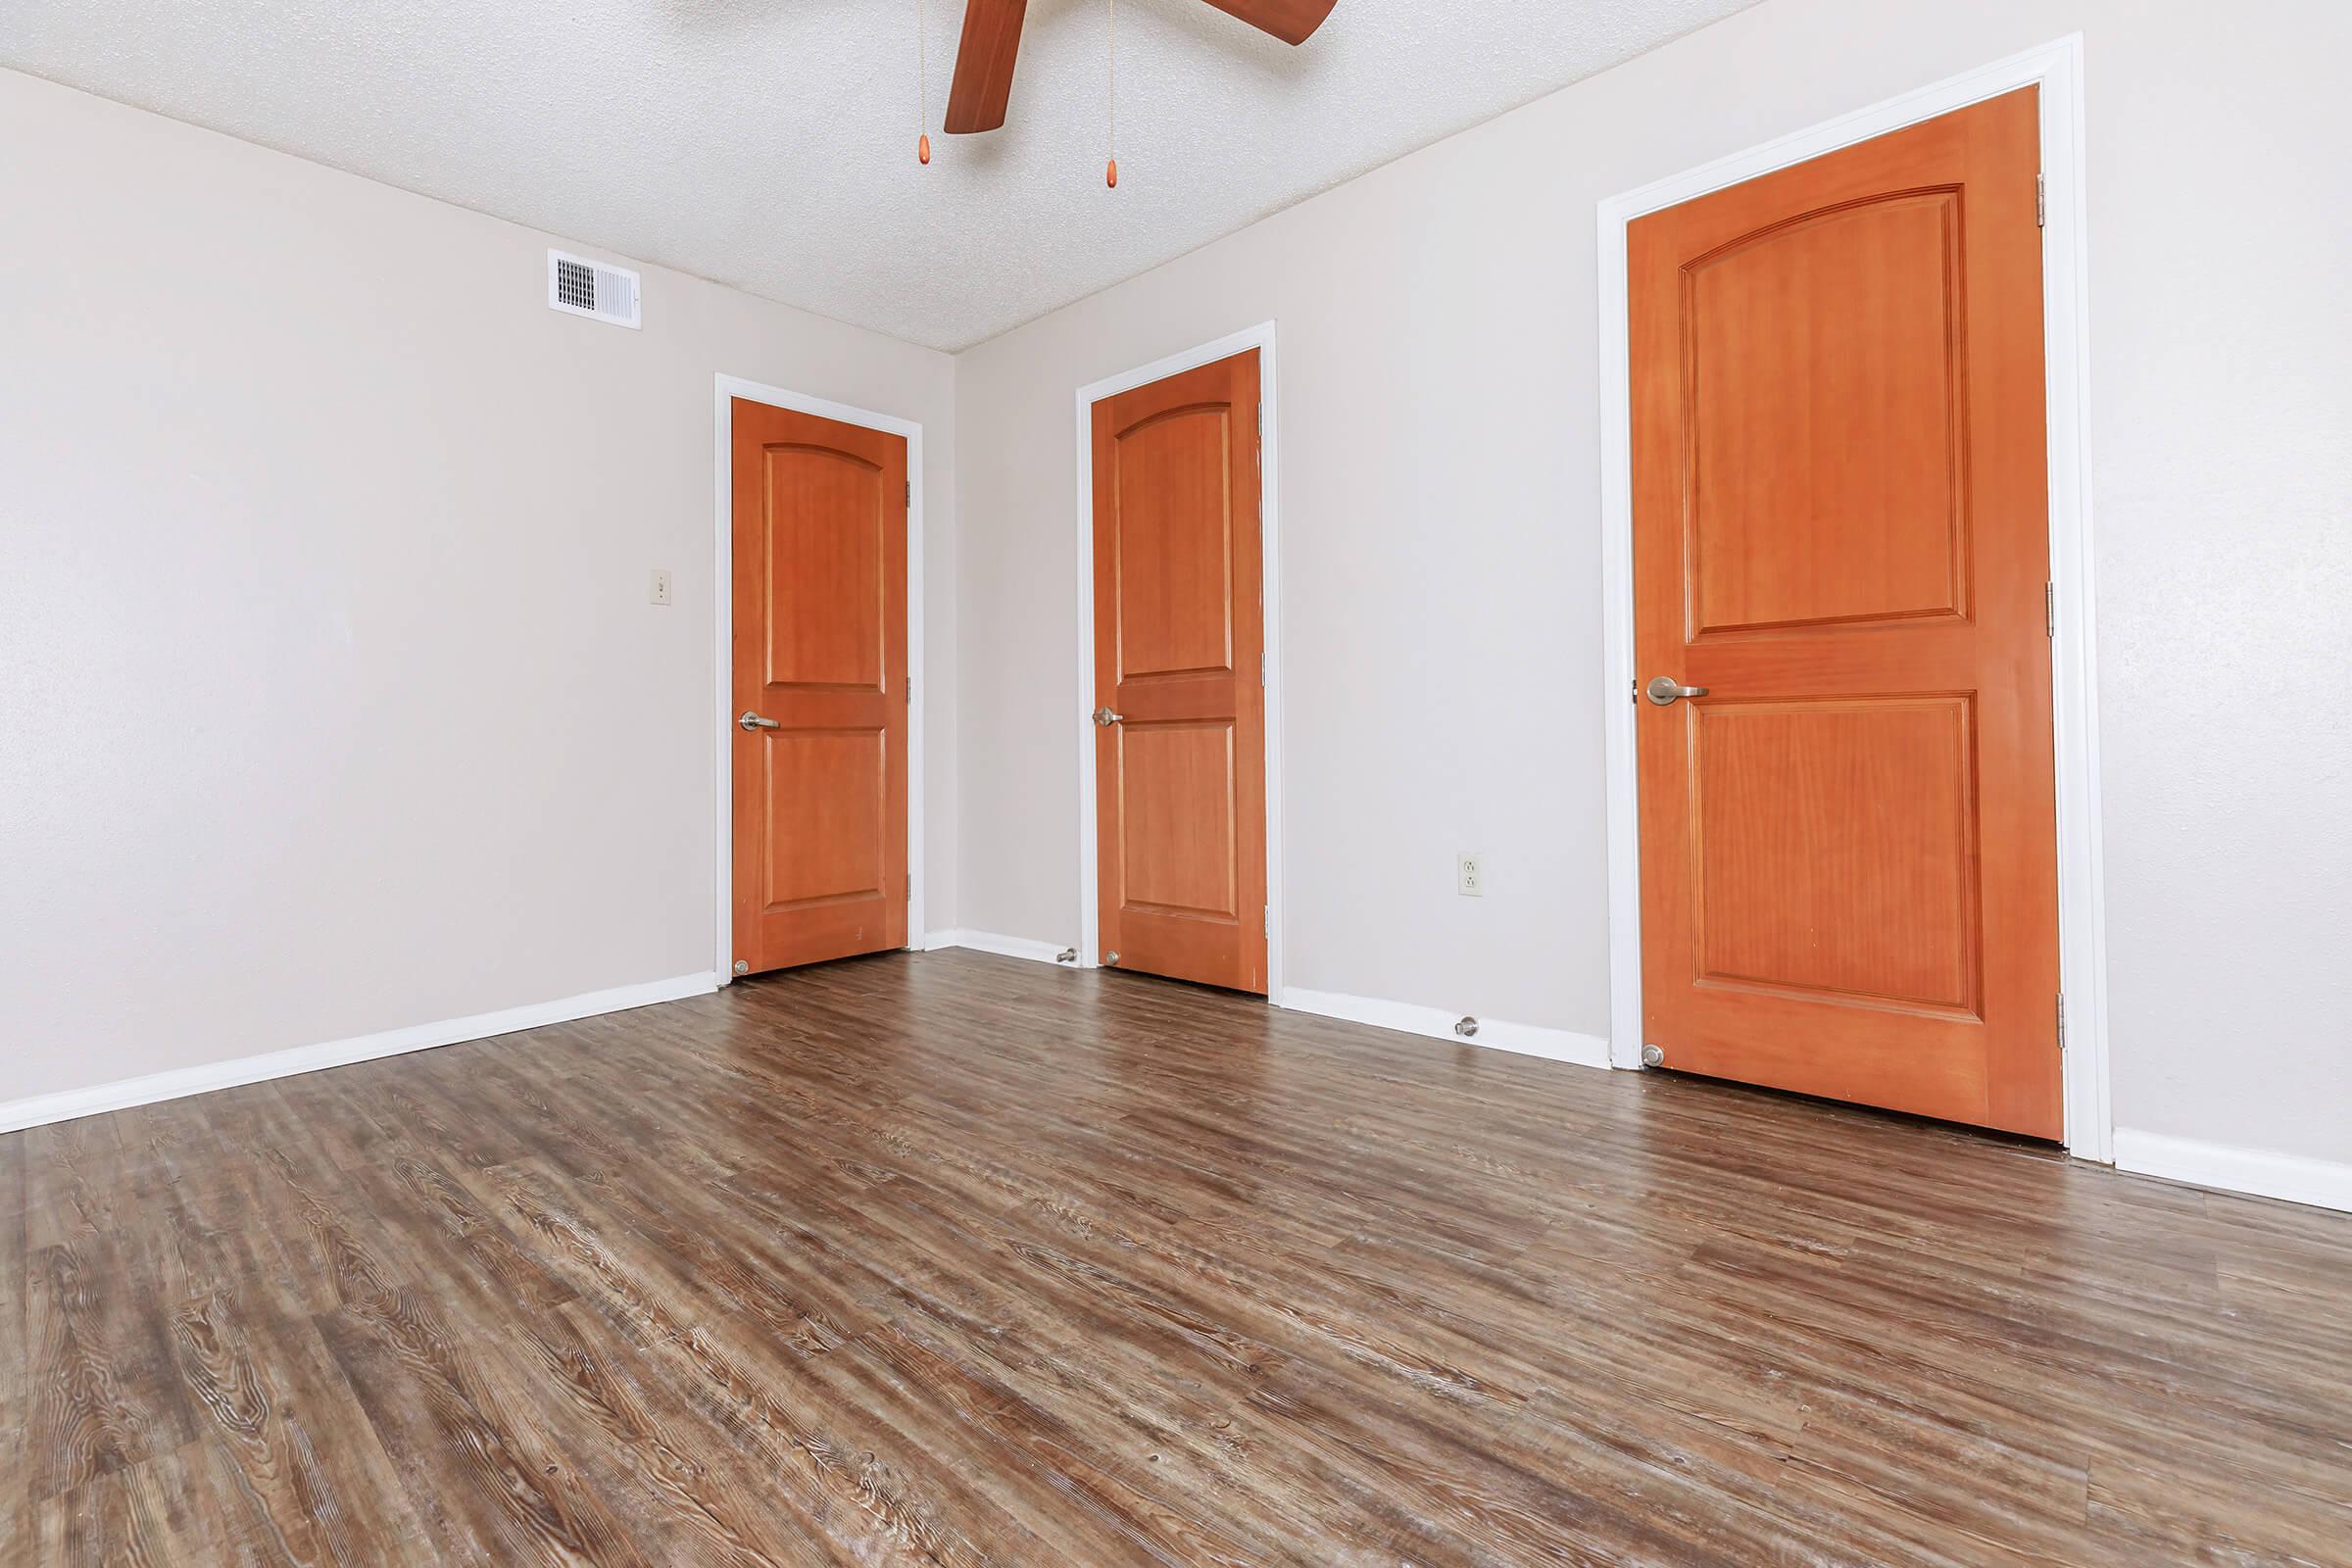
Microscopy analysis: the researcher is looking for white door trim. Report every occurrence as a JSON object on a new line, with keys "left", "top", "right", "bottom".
{"left": 712, "top": 375, "right": 926, "bottom": 982}
{"left": 1072, "top": 322, "right": 1285, "bottom": 999}
{"left": 1592, "top": 35, "right": 2113, "bottom": 1160}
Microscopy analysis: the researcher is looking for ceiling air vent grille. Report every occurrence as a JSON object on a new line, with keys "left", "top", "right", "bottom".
{"left": 547, "top": 249, "right": 641, "bottom": 329}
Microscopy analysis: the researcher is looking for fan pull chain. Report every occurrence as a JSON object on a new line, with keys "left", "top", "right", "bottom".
{"left": 1104, "top": 0, "right": 1118, "bottom": 187}
{"left": 916, "top": 0, "right": 932, "bottom": 165}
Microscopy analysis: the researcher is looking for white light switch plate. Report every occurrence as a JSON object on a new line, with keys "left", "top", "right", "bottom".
{"left": 649, "top": 568, "right": 673, "bottom": 606}
{"left": 1457, "top": 854, "right": 1484, "bottom": 897}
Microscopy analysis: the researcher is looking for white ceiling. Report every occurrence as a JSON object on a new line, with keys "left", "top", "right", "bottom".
{"left": 4, "top": 1, "right": 1756, "bottom": 351}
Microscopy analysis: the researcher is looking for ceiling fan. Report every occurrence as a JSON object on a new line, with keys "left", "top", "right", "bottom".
{"left": 942, "top": 0, "right": 1339, "bottom": 134}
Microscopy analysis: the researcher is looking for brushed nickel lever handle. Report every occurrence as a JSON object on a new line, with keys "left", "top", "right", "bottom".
{"left": 1643, "top": 676, "right": 1710, "bottom": 707}
{"left": 738, "top": 710, "right": 781, "bottom": 731}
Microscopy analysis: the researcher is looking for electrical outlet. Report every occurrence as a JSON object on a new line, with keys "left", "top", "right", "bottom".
{"left": 1457, "top": 854, "right": 1484, "bottom": 897}
{"left": 649, "top": 568, "right": 673, "bottom": 606}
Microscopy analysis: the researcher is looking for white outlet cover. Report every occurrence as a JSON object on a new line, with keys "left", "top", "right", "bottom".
{"left": 1457, "top": 854, "right": 1484, "bottom": 897}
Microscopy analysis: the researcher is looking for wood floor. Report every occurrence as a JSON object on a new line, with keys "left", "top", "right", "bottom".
{"left": 4, "top": 952, "right": 2348, "bottom": 1565}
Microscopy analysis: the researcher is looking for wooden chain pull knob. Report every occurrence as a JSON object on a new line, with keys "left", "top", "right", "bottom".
{"left": 1105, "top": 157, "right": 1119, "bottom": 189}
{"left": 918, "top": 133, "right": 932, "bottom": 166}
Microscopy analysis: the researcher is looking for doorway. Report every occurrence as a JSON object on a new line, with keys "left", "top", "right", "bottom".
{"left": 1076, "top": 329, "right": 1282, "bottom": 994}
{"left": 717, "top": 382, "right": 923, "bottom": 977}
{"left": 1621, "top": 87, "right": 2067, "bottom": 1138}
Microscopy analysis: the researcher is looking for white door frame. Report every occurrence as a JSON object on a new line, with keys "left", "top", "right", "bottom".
{"left": 1593, "top": 35, "right": 2114, "bottom": 1160}
{"left": 1073, "top": 322, "right": 1285, "bottom": 998}
{"left": 712, "top": 374, "right": 926, "bottom": 982}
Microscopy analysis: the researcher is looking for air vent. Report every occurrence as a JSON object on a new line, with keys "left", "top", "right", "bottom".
{"left": 547, "top": 249, "right": 640, "bottom": 329}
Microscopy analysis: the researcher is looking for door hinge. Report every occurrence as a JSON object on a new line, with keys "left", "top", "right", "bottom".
{"left": 906, "top": 479, "right": 911, "bottom": 506}
{"left": 906, "top": 674, "right": 912, "bottom": 705}
{"left": 2056, "top": 992, "right": 2068, "bottom": 1052}
{"left": 2045, "top": 580, "right": 2056, "bottom": 638}
{"left": 1263, "top": 906, "right": 1271, "bottom": 938}
{"left": 2036, "top": 172, "right": 2046, "bottom": 228}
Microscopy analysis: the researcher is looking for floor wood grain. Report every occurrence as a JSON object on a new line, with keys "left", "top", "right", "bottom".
{"left": 4, "top": 950, "right": 2348, "bottom": 1565}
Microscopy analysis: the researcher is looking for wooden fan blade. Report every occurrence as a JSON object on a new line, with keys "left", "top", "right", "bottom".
{"left": 1197, "top": 0, "right": 1337, "bottom": 47}
{"left": 944, "top": 0, "right": 1028, "bottom": 134}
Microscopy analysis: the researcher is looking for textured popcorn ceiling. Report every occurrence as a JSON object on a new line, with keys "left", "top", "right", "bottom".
{"left": 3, "top": 0, "right": 1757, "bottom": 350}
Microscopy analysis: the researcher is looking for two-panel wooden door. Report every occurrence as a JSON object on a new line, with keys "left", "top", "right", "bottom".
{"left": 730, "top": 400, "right": 908, "bottom": 975}
{"left": 1629, "top": 90, "right": 2063, "bottom": 1138}
{"left": 1091, "top": 351, "right": 1268, "bottom": 994}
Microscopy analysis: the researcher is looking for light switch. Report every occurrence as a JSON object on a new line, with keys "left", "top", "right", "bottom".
{"left": 649, "top": 568, "right": 673, "bottom": 606}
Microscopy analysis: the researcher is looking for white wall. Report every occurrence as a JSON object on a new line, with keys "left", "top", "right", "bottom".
{"left": 0, "top": 69, "right": 957, "bottom": 1108}
{"left": 954, "top": 0, "right": 2352, "bottom": 1166}
{"left": 10, "top": 1, "right": 2348, "bottom": 1178}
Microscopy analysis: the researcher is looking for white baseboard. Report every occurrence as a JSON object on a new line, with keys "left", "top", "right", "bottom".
{"left": 2113, "top": 1128, "right": 2352, "bottom": 1214}
{"left": 922, "top": 930, "right": 1074, "bottom": 966}
{"left": 1280, "top": 987, "right": 1611, "bottom": 1071}
{"left": 0, "top": 971, "right": 720, "bottom": 1136}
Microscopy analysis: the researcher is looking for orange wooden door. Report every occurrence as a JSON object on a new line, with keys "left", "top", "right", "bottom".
{"left": 1629, "top": 89, "right": 2062, "bottom": 1138}
{"left": 731, "top": 399, "right": 908, "bottom": 974}
{"left": 1091, "top": 350, "right": 1268, "bottom": 993}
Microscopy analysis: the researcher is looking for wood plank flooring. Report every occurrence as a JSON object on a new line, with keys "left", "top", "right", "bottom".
{"left": 4, "top": 949, "right": 2349, "bottom": 1565}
